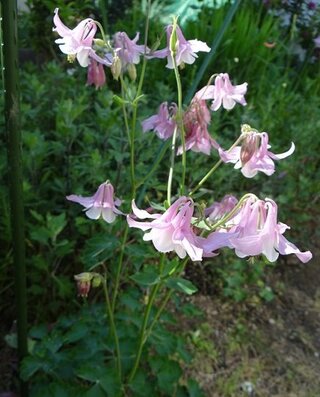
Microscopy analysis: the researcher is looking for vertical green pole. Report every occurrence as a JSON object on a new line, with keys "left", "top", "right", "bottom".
{"left": 1, "top": 1, "right": 28, "bottom": 396}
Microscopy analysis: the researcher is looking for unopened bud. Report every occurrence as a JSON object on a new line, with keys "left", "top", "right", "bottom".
{"left": 240, "top": 133, "right": 258, "bottom": 165}
{"left": 111, "top": 55, "right": 122, "bottom": 80}
{"left": 93, "top": 38, "right": 105, "bottom": 47}
{"left": 91, "top": 273, "right": 102, "bottom": 288}
{"left": 67, "top": 54, "right": 76, "bottom": 63}
{"left": 74, "top": 272, "right": 93, "bottom": 297}
{"left": 127, "top": 63, "right": 137, "bottom": 81}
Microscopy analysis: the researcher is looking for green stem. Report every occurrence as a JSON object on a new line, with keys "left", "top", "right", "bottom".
{"left": 2, "top": 1, "right": 28, "bottom": 395}
{"left": 146, "top": 257, "right": 188, "bottom": 338}
{"left": 128, "top": 0, "right": 151, "bottom": 200}
{"left": 111, "top": 224, "right": 129, "bottom": 313}
{"left": 172, "top": 55, "right": 186, "bottom": 196}
{"left": 99, "top": 0, "right": 108, "bottom": 33}
{"left": 167, "top": 125, "right": 179, "bottom": 205}
{"left": 190, "top": 135, "right": 243, "bottom": 196}
{"left": 185, "top": 0, "right": 242, "bottom": 104}
{"left": 189, "top": 159, "right": 222, "bottom": 197}
{"left": 210, "top": 193, "right": 257, "bottom": 231}
{"left": 136, "top": 140, "right": 171, "bottom": 190}
{"left": 102, "top": 276, "right": 122, "bottom": 380}
{"left": 128, "top": 255, "right": 165, "bottom": 383}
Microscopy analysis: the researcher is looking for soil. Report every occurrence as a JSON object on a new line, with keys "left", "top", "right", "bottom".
{"left": 184, "top": 255, "right": 320, "bottom": 397}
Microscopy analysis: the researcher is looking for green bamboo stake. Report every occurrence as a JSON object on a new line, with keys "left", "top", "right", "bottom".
{"left": 1, "top": 1, "right": 28, "bottom": 396}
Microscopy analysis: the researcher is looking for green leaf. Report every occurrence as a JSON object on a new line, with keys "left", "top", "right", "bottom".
{"left": 131, "top": 267, "right": 160, "bottom": 286}
{"left": 85, "top": 384, "right": 107, "bottom": 397}
{"left": 21, "top": 356, "right": 43, "bottom": 380}
{"left": 166, "top": 277, "right": 198, "bottom": 295}
{"left": 187, "top": 379, "right": 205, "bottom": 397}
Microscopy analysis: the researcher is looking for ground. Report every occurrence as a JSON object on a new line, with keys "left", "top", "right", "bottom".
{"left": 183, "top": 256, "right": 320, "bottom": 397}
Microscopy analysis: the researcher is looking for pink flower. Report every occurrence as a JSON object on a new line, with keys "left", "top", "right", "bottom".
{"left": 205, "top": 195, "right": 238, "bottom": 221}
{"left": 227, "top": 198, "right": 312, "bottom": 263}
{"left": 196, "top": 73, "right": 247, "bottom": 111}
{"left": 219, "top": 130, "right": 295, "bottom": 178}
{"left": 127, "top": 197, "right": 203, "bottom": 261}
{"left": 150, "top": 24, "right": 210, "bottom": 69}
{"left": 53, "top": 8, "right": 97, "bottom": 67}
{"left": 314, "top": 36, "right": 320, "bottom": 48}
{"left": 87, "top": 59, "right": 106, "bottom": 89}
{"left": 66, "top": 182, "right": 122, "bottom": 223}
{"left": 113, "top": 32, "right": 146, "bottom": 69}
{"left": 177, "top": 98, "right": 220, "bottom": 155}
{"left": 142, "top": 102, "right": 177, "bottom": 140}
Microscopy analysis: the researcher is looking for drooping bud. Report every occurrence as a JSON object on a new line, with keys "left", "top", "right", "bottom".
{"left": 127, "top": 63, "right": 137, "bottom": 81}
{"left": 91, "top": 273, "right": 103, "bottom": 288}
{"left": 240, "top": 133, "right": 258, "bottom": 165}
{"left": 67, "top": 54, "right": 76, "bottom": 63}
{"left": 111, "top": 54, "right": 122, "bottom": 80}
{"left": 74, "top": 272, "right": 93, "bottom": 297}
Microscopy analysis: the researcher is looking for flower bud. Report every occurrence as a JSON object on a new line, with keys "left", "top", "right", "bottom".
{"left": 91, "top": 273, "right": 102, "bottom": 288}
{"left": 111, "top": 55, "right": 122, "bottom": 80}
{"left": 127, "top": 63, "right": 137, "bottom": 81}
{"left": 74, "top": 272, "right": 93, "bottom": 297}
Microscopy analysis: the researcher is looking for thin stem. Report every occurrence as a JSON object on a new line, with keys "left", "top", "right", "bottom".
{"left": 111, "top": 224, "right": 129, "bottom": 312}
{"left": 136, "top": 140, "right": 171, "bottom": 190}
{"left": 189, "top": 135, "right": 243, "bottom": 196}
{"left": 189, "top": 159, "right": 222, "bottom": 197}
{"left": 102, "top": 276, "right": 122, "bottom": 380}
{"left": 128, "top": 255, "right": 165, "bottom": 383}
{"left": 172, "top": 55, "right": 186, "bottom": 196}
{"left": 167, "top": 125, "right": 179, "bottom": 205}
{"left": 120, "top": 76, "right": 131, "bottom": 143}
{"left": 146, "top": 257, "right": 189, "bottom": 338}
{"left": 210, "top": 193, "right": 257, "bottom": 231}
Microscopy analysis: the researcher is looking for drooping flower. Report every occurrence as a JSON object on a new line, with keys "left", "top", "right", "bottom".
{"left": 314, "top": 36, "right": 320, "bottom": 48}
{"left": 177, "top": 98, "right": 220, "bottom": 155}
{"left": 53, "top": 8, "right": 97, "bottom": 67}
{"left": 87, "top": 59, "right": 106, "bottom": 89}
{"left": 127, "top": 197, "right": 203, "bottom": 261}
{"left": 227, "top": 198, "right": 312, "bottom": 263}
{"left": 150, "top": 24, "right": 210, "bottom": 69}
{"left": 113, "top": 31, "right": 146, "bottom": 69}
{"left": 219, "top": 128, "right": 295, "bottom": 178}
{"left": 205, "top": 195, "right": 238, "bottom": 221}
{"left": 66, "top": 181, "right": 122, "bottom": 223}
{"left": 196, "top": 73, "right": 247, "bottom": 111}
{"left": 142, "top": 102, "right": 177, "bottom": 140}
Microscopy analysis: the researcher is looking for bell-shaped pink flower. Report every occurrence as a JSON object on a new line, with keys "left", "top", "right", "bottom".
{"left": 205, "top": 195, "right": 238, "bottom": 221}
{"left": 196, "top": 73, "right": 247, "bottom": 111}
{"left": 150, "top": 24, "right": 210, "bottom": 69}
{"left": 142, "top": 102, "right": 177, "bottom": 140}
{"left": 113, "top": 32, "right": 146, "bottom": 69}
{"left": 219, "top": 131, "right": 295, "bottom": 178}
{"left": 228, "top": 198, "right": 312, "bottom": 263}
{"left": 177, "top": 98, "right": 220, "bottom": 155}
{"left": 66, "top": 181, "right": 122, "bottom": 223}
{"left": 127, "top": 197, "right": 203, "bottom": 261}
{"left": 53, "top": 8, "right": 97, "bottom": 67}
{"left": 87, "top": 59, "right": 106, "bottom": 89}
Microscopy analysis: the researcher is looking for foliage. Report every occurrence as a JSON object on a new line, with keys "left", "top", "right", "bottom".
{"left": 21, "top": 294, "right": 203, "bottom": 397}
